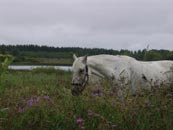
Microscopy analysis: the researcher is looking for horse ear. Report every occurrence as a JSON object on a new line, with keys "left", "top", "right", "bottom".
{"left": 73, "top": 54, "right": 77, "bottom": 60}
{"left": 82, "top": 55, "right": 87, "bottom": 64}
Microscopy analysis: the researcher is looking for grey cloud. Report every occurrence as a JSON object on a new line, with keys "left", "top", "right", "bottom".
{"left": 0, "top": 0, "right": 173, "bottom": 50}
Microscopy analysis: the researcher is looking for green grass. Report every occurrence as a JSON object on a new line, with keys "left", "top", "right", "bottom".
{"left": 0, "top": 69, "right": 173, "bottom": 130}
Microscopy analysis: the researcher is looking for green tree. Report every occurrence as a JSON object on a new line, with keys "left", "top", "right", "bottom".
{"left": 144, "top": 50, "right": 162, "bottom": 61}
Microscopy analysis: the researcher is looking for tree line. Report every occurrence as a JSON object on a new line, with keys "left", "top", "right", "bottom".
{"left": 0, "top": 44, "right": 173, "bottom": 61}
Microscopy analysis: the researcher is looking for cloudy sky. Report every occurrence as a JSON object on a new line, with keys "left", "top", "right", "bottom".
{"left": 0, "top": 0, "right": 173, "bottom": 50}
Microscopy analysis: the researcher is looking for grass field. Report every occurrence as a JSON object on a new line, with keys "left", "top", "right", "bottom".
{"left": 0, "top": 68, "right": 173, "bottom": 130}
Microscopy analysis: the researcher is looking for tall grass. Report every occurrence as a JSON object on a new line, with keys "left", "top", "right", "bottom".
{"left": 0, "top": 54, "right": 13, "bottom": 93}
{"left": 0, "top": 68, "right": 173, "bottom": 130}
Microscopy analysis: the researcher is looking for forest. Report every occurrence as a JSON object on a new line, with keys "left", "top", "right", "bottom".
{"left": 0, "top": 44, "right": 173, "bottom": 65}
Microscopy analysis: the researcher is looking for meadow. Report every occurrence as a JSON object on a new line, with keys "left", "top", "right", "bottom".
{"left": 0, "top": 68, "right": 173, "bottom": 130}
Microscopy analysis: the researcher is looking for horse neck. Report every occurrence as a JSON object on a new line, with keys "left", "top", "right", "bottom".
{"left": 87, "top": 57, "right": 113, "bottom": 78}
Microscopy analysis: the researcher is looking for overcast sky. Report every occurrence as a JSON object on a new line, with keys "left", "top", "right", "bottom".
{"left": 0, "top": 0, "right": 173, "bottom": 50}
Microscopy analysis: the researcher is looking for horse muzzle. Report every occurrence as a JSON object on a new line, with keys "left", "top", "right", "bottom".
{"left": 71, "top": 82, "right": 82, "bottom": 86}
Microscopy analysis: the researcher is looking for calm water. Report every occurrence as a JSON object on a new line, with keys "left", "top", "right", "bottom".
{"left": 9, "top": 65, "right": 72, "bottom": 71}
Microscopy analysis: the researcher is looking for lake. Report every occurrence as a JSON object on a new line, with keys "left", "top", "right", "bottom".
{"left": 9, "top": 65, "right": 72, "bottom": 71}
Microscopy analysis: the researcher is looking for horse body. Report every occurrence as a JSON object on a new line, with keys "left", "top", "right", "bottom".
{"left": 87, "top": 55, "right": 132, "bottom": 83}
{"left": 71, "top": 54, "right": 173, "bottom": 96}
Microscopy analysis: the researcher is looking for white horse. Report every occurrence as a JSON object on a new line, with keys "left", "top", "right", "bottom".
{"left": 71, "top": 54, "right": 173, "bottom": 96}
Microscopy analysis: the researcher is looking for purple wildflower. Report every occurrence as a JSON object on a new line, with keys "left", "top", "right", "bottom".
{"left": 32, "top": 96, "right": 40, "bottom": 103}
{"left": 76, "top": 117, "right": 86, "bottom": 130}
{"left": 18, "top": 107, "right": 25, "bottom": 113}
{"left": 99, "top": 92, "right": 105, "bottom": 97}
{"left": 109, "top": 91, "right": 114, "bottom": 96}
{"left": 87, "top": 109, "right": 93, "bottom": 117}
{"left": 92, "top": 93, "right": 99, "bottom": 97}
{"left": 166, "top": 93, "right": 173, "bottom": 98}
{"left": 112, "top": 124, "right": 117, "bottom": 128}
{"left": 94, "top": 113, "right": 101, "bottom": 118}
{"left": 92, "top": 90, "right": 99, "bottom": 97}
{"left": 88, "top": 109, "right": 93, "bottom": 113}
{"left": 44, "top": 95, "right": 50, "bottom": 100}
{"left": 80, "top": 126, "right": 85, "bottom": 130}
{"left": 76, "top": 118, "right": 85, "bottom": 123}
{"left": 88, "top": 112, "right": 93, "bottom": 117}
{"left": 26, "top": 98, "right": 34, "bottom": 106}
{"left": 35, "top": 96, "right": 40, "bottom": 102}
{"left": 25, "top": 96, "right": 41, "bottom": 107}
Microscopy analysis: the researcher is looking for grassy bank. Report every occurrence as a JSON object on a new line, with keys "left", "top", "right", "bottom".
{"left": 12, "top": 57, "right": 73, "bottom": 66}
{"left": 0, "top": 69, "right": 173, "bottom": 130}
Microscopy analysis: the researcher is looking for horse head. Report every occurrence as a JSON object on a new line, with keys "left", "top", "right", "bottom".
{"left": 71, "top": 54, "right": 89, "bottom": 96}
